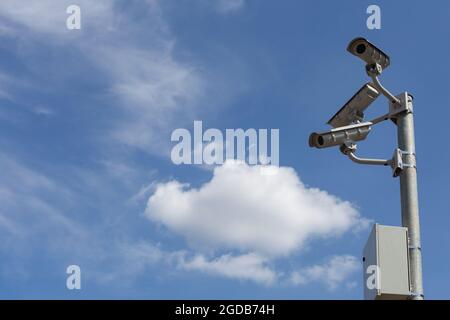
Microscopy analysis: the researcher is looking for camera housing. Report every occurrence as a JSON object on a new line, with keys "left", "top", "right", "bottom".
{"left": 347, "top": 37, "right": 390, "bottom": 71}
{"left": 309, "top": 122, "right": 372, "bottom": 149}
{"left": 328, "top": 83, "right": 380, "bottom": 128}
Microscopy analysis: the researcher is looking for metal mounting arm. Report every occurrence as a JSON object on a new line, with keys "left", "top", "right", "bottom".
{"left": 366, "top": 63, "right": 401, "bottom": 105}
{"left": 340, "top": 142, "right": 391, "bottom": 166}
{"left": 368, "top": 112, "right": 390, "bottom": 125}
{"left": 347, "top": 151, "right": 391, "bottom": 166}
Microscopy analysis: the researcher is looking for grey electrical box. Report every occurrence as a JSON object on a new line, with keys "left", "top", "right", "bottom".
{"left": 363, "top": 224, "right": 411, "bottom": 300}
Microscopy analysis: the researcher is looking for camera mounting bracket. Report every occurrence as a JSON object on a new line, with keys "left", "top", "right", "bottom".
{"left": 340, "top": 142, "right": 391, "bottom": 166}
{"left": 391, "top": 148, "right": 416, "bottom": 177}
{"left": 366, "top": 63, "right": 401, "bottom": 105}
{"left": 389, "top": 92, "right": 414, "bottom": 119}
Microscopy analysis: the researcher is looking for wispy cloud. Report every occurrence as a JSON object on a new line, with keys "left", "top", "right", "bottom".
{"left": 0, "top": 72, "right": 16, "bottom": 100}
{"left": 0, "top": 1, "right": 207, "bottom": 288}
{"left": 32, "top": 105, "right": 54, "bottom": 117}
{"left": 0, "top": 151, "right": 158, "bottom": 286}
{"left": 100, "top": 241, "right": 359, "bottom": 288}
{"left": 290, "top": 255, "right": 360, "bottom": 290}
{"left": 0, "top": 0, "right": 207, "bottom": 155}
{"left": 179, "top": 253, "right": 276, "bottom": 285}
{"left": 92, "top": 43, "right": 204, "bottom": 152}
{"left": 0, "top": 153, "right": 86, "bottom": 252}
{"left": 216, "top": 0, "right": 245, "bottom": 14}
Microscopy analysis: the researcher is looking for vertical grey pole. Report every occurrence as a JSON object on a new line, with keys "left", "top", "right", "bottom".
{"left": 396, "top": 93, "right": 424, "bottom": 300}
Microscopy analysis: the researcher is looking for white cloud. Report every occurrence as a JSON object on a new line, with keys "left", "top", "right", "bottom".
{"left": 143, "top": 160, "right": 367, "bottom": 286}
{"left": 179, "top": 253, "right": 276, "bottom": 285}
{"left": 146, "top": 161, "right": 368, "bottom": 257}
{"left": 290, "top": 255, "right": 360, "bottom": 290}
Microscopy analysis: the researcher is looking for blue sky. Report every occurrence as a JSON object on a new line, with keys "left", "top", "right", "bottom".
{"left": 0, "top": 0, "right": 449, "bottom": 299}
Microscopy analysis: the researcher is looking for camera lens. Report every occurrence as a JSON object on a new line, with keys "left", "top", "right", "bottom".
{"left": 317, "top": 136, "right": 324, "bottom": 146}
{"left": 356, "top": 44, "right": 366, "bottom": 54}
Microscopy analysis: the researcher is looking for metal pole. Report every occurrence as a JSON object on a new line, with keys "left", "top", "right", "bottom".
{"left": 396, "top": 93, "right": 424, "bottom": 300}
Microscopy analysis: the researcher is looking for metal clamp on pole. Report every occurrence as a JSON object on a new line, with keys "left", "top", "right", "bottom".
{"left": 389, "top": 92, "right": 414, "bottom": 120}
{"left": 391, "top": 148, "right": 417, "bottom": 177}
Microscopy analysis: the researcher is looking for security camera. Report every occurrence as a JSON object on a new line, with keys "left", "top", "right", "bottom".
{"left": 309, "top": 122, "right": 372, "bottom": 149}
{"left": 347, "top": 37, "right": 390, "bottom": 71}
{"left": 327, "top": 83, "right": 380, "bottom": 128}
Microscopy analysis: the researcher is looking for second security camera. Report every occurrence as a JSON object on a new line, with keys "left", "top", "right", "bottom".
{"left": 309, "top": 122, "right": 372, "bottom": 149}
{"left": 347, "top": 37, "right": 390, "bottom": 71}
{"left": 328, "top": 83, "right": 380, "bottom": 128}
